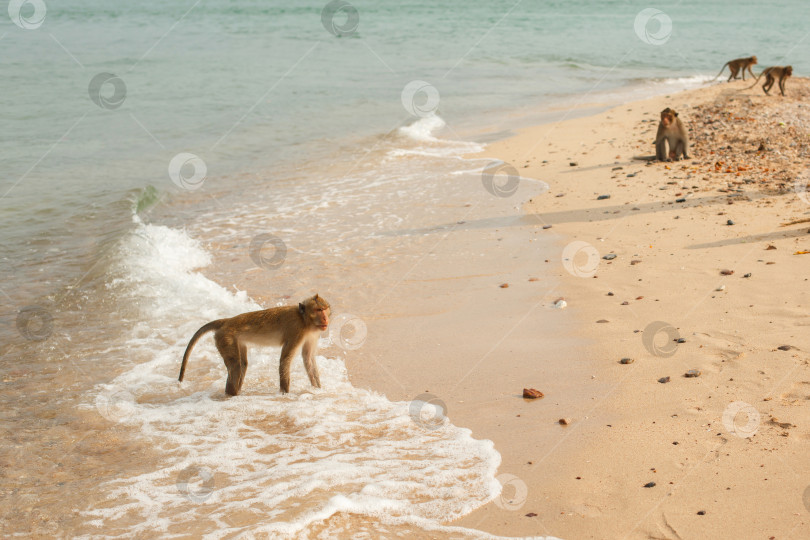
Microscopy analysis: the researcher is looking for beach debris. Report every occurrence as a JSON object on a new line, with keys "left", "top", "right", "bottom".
{"left": 528, "top": 277, "right": 539, "bottom": 282}
{"left": 596, "top": 319, "right": 609, "bottom": 323}
{"left": 627, "top": 172, "right": 637, "bottom": 178}
{"left": 658, "top": 376, "right": 671, "bottom": 384}
{"left": 569, "top": 162, "right": 578, "bottom": 167}
{"left": 542, "top": 224, "right": 552, "bottom": 229}
{"left": 677, "top": 338, "right": 686, "bottom": 343}
{"left": 555, "top": 193, "right": 565, "bottom": 197}
{"left": 643, "top": 482, "right": 656, "bottom": 488}
{"left": 631, "top": 259, "right": 641, "bottom": 265}
{"left": 777, "top": 345, "right": 792, "bottom": 351}
{"left": 720, "top": 269, "right": 734, "bottom": 275}
{"left": 620, "top": 358, "right": 634, "bottom": 365}
{"left": 523, "top": 388, "right": 544, "bottom": 399}
{"left": 636, "top": 296, "right": 644, "bottom": 300}
{"left": 684, "top": 369, "right": 701, "bottom": 378}
{"left": 612, "top": 166, "right": 623, "bottom": 171}
{"left": 500, "top": 283, "right": 509, "bottom": 288}
{"left": 607, "top": 292, "right": 614, "bottom": 296}
{"left": 603, "top": 253, "right": 617, "bottom": 260}
{"left": 716, "top": 285, "right": 726, "bottom": 291}
{"left": 727, "top": 219, "right": 735, "bottom": 225}
{"left": 621, "top": 301, "right": 629, "bottom": 305}
{"left": 597, "top": 194, "right": 611, "bottom": 200}
{"left": 558, "top": 418, "right": 571, "bottom": 425}
{"left": 553, "top": 298, "right": 567, "bottom": 309}
{"left": 795, "top": 250, "right": 810, "bottom": 255}
{"left": 675, "top": 198, "right": 686, "bottom": 203}
{"left": 766, "top": 245, "right": 776, "bottom": 250}
{"left": 525, "top": 512, "right": 538, "bottom": 517}
{"left": 769, "top": 416, "right": 794, "bottom": 429}
{"left": 697, "top": 510, "right": 706, "bottom": 516}
{"left": 743, "top": 273, "right": 752, "bottom": 278}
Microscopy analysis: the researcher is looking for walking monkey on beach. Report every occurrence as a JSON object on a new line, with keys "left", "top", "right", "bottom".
{"left": 655, "top": 107, "right": 690, "bottom": 161}
{"left": 179, "top": 294, "right": 331, "bottom": 395}
{"left": 746, "top": 66, "right": 793, "bottom": 96}
{"left": 712, "top": 56, "right": 758, "bottom": 82}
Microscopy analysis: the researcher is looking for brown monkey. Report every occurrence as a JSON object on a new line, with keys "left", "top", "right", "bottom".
{"left": 179, "top": 294, "right": 331, "bottom": 395}
{"left": 712, "top": 56, "right": 757, "bottom": 82}
{"left": 655, "top": 107, "right": 690, "bottom": 161}
{"left": 746, "top": 65, "right": 793, "bottom": 96}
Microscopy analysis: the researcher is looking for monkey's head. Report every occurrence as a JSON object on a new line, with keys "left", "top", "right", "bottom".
{"left": 751, "top": 55, "right": 758, "bottom": 64}
{"left": 299, "top": 294, "right": 331, "bottom": 331}
{"left": 786, "top": 65, "right": 793, "bottom": 76}
{"left": 660, "top": 107, "right": 678, "bottom": 127}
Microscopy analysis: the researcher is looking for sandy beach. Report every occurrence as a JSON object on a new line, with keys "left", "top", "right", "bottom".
{"left": 460, "top": 79, "right": 810, "bottom": 539}
{"left": 346, "top": 79, "right": 810, "bottom": 539}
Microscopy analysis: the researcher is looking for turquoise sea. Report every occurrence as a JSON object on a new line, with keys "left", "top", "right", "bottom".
{"left": 2, "top": 0, "right": 808, "bottom": 537}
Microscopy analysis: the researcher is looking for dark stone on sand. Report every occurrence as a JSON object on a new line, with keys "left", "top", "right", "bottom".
{"left": 603, "top": 253, "right": 617, "bottom": 260}
{"left": 620, "top": 358, "right": 634, "bottom": 364}
{"left": 778, "top": 345, "right": 792, "bottom": 351}
{"left": 677, "top": 338, "right": 686, "bottom": 343}
{"left": 621, "top": 301, "right": 629, "bottom": 305}
{"left": 675, "top": 198, "right": 686, "bottom": 203}
{"left": 596, "top": 319, "right": 609, "bottom": 323}
{"left": 684, "top": 369, "right": 701, "bottom": 378}
{"left": 643, "top": 482, "right": 656, "bottom": 488}
{"left": 697, "top": 510, "right": 706, "bottom": 516}
{"left": 523, "top": 388, "right": 544, "bottom": 399}
{"left": 542, "top": 225, "right": 552, "bottom": 229}
{"left": 727, "top": 219, "right": 735, "bottom": 225}
{"left": 558, "top": 418, "right": 571, "bottom": 425}
{"left": 627, "top": 172, "right": 637, "bottom": 177}
{"left": 607, "top": 292, "right": 614, "bottom": 296}
{"left": 525, "top": 512, "right": 538, "bottom": 517}
{"left": 597, "top": 194, "right": 611, "bottom": 200}
{"left": 658, "top": 377, "right": 671, "bottom": 384}
{"left": 720, "top": 269, "right": 734, "bottom": 275}
{"left": 570, "top": 162, "right": 578, "bottom": 166}
{"left": 743, "top": 273, "right": 752, "bottom": 278}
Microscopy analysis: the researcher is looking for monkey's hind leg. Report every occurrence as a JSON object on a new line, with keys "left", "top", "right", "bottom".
{"left": 278, "top": 343, "right": 298, "bottom": 394}
{"left": 238, "top": 344, "right": 248, "bottom": 393}
{"left": 216, "top": 334, "right": 244, "bottom": 396}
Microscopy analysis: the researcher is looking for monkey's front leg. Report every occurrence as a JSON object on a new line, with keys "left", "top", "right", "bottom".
{"left": 655, "top": 139, "right": 667, "bottom": 161}
{"left": 278, "top": 343, "right": 298, "bottom": 394}
{"left": 301, "top": 341, "right": 321, "bottom": 389}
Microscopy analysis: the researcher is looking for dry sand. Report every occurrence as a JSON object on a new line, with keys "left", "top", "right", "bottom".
{"left": 441, "top": 79, "right": 810, "bottom": 539}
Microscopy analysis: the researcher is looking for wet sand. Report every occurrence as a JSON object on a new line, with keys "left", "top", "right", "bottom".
{"left": 432, "top": 79, "right": 810, "bottom": 539}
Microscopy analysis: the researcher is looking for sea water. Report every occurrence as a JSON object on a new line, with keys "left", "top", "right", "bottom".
{"left": 2, "top": 0, "right": 808, "bottom": 537}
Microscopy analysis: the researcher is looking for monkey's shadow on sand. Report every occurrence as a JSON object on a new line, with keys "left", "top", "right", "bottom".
{"left": 381, "top": 191, "right": 808, "bottom": 247}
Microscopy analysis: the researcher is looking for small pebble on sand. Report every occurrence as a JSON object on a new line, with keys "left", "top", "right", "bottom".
{"left": 658, "top": 376, "right": 671, "bottom": 384}
{"left": 597, "top": 194, "right": 611, "bottom": 200}
{"left": 643, "top": 482, "right": 656, "bottom": 488}
{"left": 684, "top": 369, "right": 701, "bottom": 378}
{"left": 559, "top": 418, "right": 571, "bottom": 425}
{"left": 620, "top": 358, "right": 634, "bottom": 365}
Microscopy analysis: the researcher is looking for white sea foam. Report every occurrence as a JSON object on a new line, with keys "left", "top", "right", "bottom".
{"left": 392, "top": 114, "right": 485, "bottom": 159}
{"left": 82, "top": 217, "right": 557, "bottom": 539}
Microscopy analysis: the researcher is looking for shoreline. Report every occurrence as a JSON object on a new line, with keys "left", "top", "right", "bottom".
{"left": 449, "top": 79, "right": 810, "bottom": 538}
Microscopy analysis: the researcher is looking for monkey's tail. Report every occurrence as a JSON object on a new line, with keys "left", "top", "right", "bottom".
{"left": 178, "top": 320, "right": 224, "bottom": 382}
{"left": 744, "top": 69, "right": 769, "bottom": 90}
{"left": 710, "top": 62, "right": 730, "bottom": 81}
